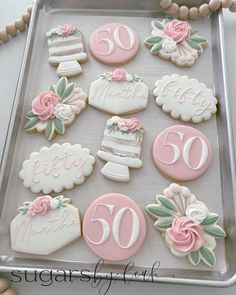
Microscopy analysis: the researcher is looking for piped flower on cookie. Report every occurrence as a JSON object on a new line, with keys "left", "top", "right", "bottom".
{"left": 146, "top": 183, "right": 226, "bottom": 267}
{"left": 145, "top": 19, "right": 208, "bottom": 67}
{"left": 24, "top": 77, "right": 87, "bottom": 141}
{"left": 46, "top": 23, "right": 81, "bottom": 40}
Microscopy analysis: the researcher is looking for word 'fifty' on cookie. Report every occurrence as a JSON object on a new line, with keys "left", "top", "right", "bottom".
{"left": 97, "top": 116, "right": 144, "bottom": 182}
{"left": 24, "top": 77, "right": 87, "bottom": 141}
{"left": 153, "top": 125, "right": 212, "bottom": 182}
{"left": 146, "top": 183, "right": 226, "bottom": 267}
{"left": 154, "top": 74, "right": 217, "bottom": 123}
{"left": 83, "top": 193, "right": 147, "bottom": 261}
{"left": 89, "top": 68, "right": 149, "bottom": 115}
{"left": 145, "top": 19, "right": 208, "bottom": 67}
{"left": 46, "top": 23, "right": 88, "bottom": 77}
{"left": 19, "top": 143, "right": 95, "bottom": 194}
{"left": 11, "top": 195, "right": 81, "bottom": 255}
{"left": 89, "top": 23, "right": 139, "bottom": 65}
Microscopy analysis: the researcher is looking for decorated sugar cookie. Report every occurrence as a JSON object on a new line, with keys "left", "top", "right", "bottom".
{"left": 24, "top": 77, "right": 87, "bottom": 141}
{"left": 89, "top": 68, "right": 149, "bottom": 115}
{"left": 153, "top": 125, "right": 212, "bottom": 181}
{"left": 97, "top": 116, "right": 144, "bottom": 182}
{"left": 154, "top": 75, "right": 217, "bottom": 123}
{"left": 11, "top": 195, "right": 81, "bottom": 255}
{"left": 146, "top": 183, "right": 226, "bottom": 267}
{"left": 145, "top": 19, "right": 208, "bottom": 67}
{"left": 19, "top": 143, "right": 95, "bottom": 194}
{"left": 89, "top": 23, "right": 139, "bottom": 65}
{"left": 83, "top": 193, "right": 147, "bottom": 261}
{"left": 47, "top": 24, "right": 88, "bottom": 77}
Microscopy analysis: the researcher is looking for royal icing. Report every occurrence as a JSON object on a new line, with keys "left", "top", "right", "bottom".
{"left": 152, "top": 125, "right": 212, "bottom": 181}
{"left": 19, "top": 143, "right": 95, "bottom": 194}
{"left": 146, "top": 183, "right": 226, "bottom": 267}
{"left": 11, "top": 195, "right": 81, "bottom": 255}
{"left": 154, "top": 75, "right": 217, "bottom": 123}
{"left": 145, "top": 19, "right": 208, "bottom": 67}
{"left": 83, "top": 193, "right": 146, "bottom": 261}
{"left": 89, "top": 68, "right": 149, "bottom": 115}
{"left": 47, "top": 24, "right": 88, "bottom": 77}
{"left": 97, "top": 116, "right": 144, "bottom": 182}
{"left": 25, "top": 77, "right": 87, "bottom": 141}
{"left": 89, "top": 23, "right": 139, "bottom": 65}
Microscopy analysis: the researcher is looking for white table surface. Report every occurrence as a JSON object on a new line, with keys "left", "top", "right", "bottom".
{"left": 0, "top": 1, "right": 236, "bottom": 294}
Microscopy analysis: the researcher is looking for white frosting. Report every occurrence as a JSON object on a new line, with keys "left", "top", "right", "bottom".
{"left": 113, "top": 24, "right": 135, "bottom": 50}
{"left": 161, "top": 38, "right": 177, "bottom": 53}
{"left": 89, "top": 78, "right": 148, "bottom": 115}
{"left": 19, "top": 143, "right": 95, "bottom": 194}
{"left": 54, "top": 103, "right": 74, "bottom": 121}
{"left": 154, "top": 74, "right": 217, "bottom": 123}
{"left": 11, "top": 206, "right": 81, "bottom": 255}
{"left": 186, "top": 201, "right": 209, "bottom": 224}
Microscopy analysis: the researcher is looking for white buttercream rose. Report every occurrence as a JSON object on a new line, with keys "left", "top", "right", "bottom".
{"left": 54, "top": 103, "right": 74, "bottom": 122}
{"left": 107, "top": 116, "right": 120, "bottom": 126}
{"left": 186, "top": 201, "right": 209, "bottom": 224}
{"left": 161, "top": 38, "right": 177, "bottom": 53}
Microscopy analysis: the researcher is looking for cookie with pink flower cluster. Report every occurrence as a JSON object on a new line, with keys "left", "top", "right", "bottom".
{"left": 24, "top": 77, "right": 87, "bottom": 141}
{"left": 89, "top": 68, "right": 149, "bottom": 115}
{"left": 146, "top": 183, "right": 226, "bottom": 267}
{"left": 145, "top": 19, "right": 208, "bottom": 67}
{"left": 10, "top": 195, "right": 81, "bottom": 255}
{"left": 97, "top": 116, "right": 144, "bottom": 182}
{"left": 46, "top": 23, "right": 88, "bottom": 77}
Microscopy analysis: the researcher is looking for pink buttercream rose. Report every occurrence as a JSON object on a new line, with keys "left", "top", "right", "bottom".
{"left": 59, "top": 23, "right": 76, "bottom": 35}
{"left": 28, "top": 196, "right": 52, "bottom": 217}
{"left": 32, "top": 91, "right": 61, "bottom": 121}
{"left": 110, "top": 68, "right": 127, "bottom": 82}
{"left": 166, "top": 216, "right": 204, "bottom": 253}
{"left": 118, "top": 118, "right": 141, "bottom": 132}
{"left": 162, "top": 20, "right": 191, "bottom": 43}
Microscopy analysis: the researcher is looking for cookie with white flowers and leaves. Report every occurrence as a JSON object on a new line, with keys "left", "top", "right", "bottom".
{"left": 145, "top": 19, "right": 208, "bottom": 67}
{"left": 11, "top": 195, "right": 81, "bottom": 255}
{"left": 146, "top": 183, "right": 226, "bottom": 268}
{"left": 24, "top": 77, "right": 87, "bottom": 141}
{"left": 89, "top": 68, "right": 149, "bottom": 115}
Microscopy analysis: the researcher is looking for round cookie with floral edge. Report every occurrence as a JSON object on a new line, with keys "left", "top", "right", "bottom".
{"left": 83, "top": 193, "right": 147, "bottom": 261}
{"left": 24, "top": 77, "right": 87, "bottom": 141}
{"left": 145, "top": 19, "right": 208, "bottom": 67}
{"left": 146, "top": 183, "right": 226, "bottom": 267}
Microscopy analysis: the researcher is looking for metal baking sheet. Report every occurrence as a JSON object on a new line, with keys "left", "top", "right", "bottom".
{"left": 0, "top": 0, "right": 236, "bottom": 287}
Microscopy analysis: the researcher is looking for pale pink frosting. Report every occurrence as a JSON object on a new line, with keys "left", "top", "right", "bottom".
{"left": 28, "top": 196, "right": 52, "bottom": 217}
{"left": 59, "top": 24, "right": 76, "bottom": 35}
{"left": 32, "top": 91, "right": 61, "bottom": 121}
{"left": 163, "top": 20, "right": 191, "bottom": 43}
{"left": 166, "top": 216, "right": 204, "bottom": 253}
{"left": 110, "top": 68, "right": 127, "bottom": 82}
{"left": 118, "top": 118, "right": 141, "bottom": 132}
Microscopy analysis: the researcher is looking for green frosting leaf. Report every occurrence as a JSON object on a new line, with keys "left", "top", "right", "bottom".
{"left": 203, "top": 224, "right": 226, "bottom": 238}
{"left": 186, "top": 39, "right": 202, "bottom": 51}
{"left": 201, "top": 213, "right": 219, "bottom": 226}
{"left": 154, "top": 217, "right": 174, "bottom": 230}
{"left": 26, "top": 111, "right": 37, "bottom": 119}
{"left": 45, "top": 120, "right": 53, "bottom": 141}
{"left": 24, "top": 117, "right": 39, "bottom": 130}
{"left": 49, "top": 84, "right": 56, "bottom": 93}
{"left": 54, "top": 118, "right": 65, "bottom": 135}
{"left": 189, "top": 35, "right": 208, "bottom": 44}
{"left": 190, "top": 30, "right": 198, "bottom": 36}
{"left": 56, "top": 77, "right": 67, "bottom": 97}
{"left": 61, "top": 83, "right": 75, "bottom": 100}
{"left": 151, "top": 41, "right": 163, "bottom": 54}
{"left": 145, "top": 36, "right": 163, "bottom": 45}
{"left": 189, "top": 250, "right": 201, "bottom": 265}
{"left": 157, "top": 195, "right": 176, "bottom": 211}
{"left": 200, "top": 246, "right": 216, "bottom": 267}
{"left": 146, "top": 204, "right": 172, "bottom": 218}
{"left": 152, "top": 20, "right": 164, "bottom": 30}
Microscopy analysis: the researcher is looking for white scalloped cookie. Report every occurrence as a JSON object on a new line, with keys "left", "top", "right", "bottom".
{"left": 11, "top": 195, "right": 81, "bottom": 255}
{"left": 19, "top": 143, "right": 95, "bottom": 193}
{"left": 154, "top": 75, "right": 217, "bottom": 123}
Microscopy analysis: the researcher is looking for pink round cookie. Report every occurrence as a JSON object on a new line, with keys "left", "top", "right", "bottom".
{"left": 153, "top": 125, "right": 212, "bottom": 181}
{"left": 89, "top": 23, "right": 140, "bottom": 65}
{"left": 83, "top": 193, "right": 146, "bottom": 261}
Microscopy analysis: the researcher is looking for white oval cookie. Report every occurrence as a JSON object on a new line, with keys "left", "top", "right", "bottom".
{"left": 11, "top": 195, "right": 81, "bottom": 255}
{"left": 19, "top": 143, "right": 95, "bottom": 193}
{"left": 89, "top": 68, "right": 149, "bottom": 115}
{"left": 154, "top": 74, "right": 217, "bottom": 123}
